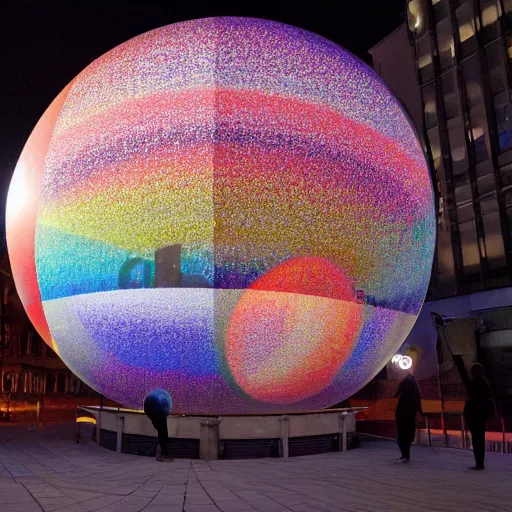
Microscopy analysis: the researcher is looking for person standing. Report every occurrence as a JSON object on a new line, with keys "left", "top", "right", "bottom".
{"left": 143, "top": 388, "right": 173, "bottom": 463}
{"left": 394, "top": 373, "right": 423, "bottom": 463}
{"left": 463, "top": 363, "right": 494, "bottom": 471}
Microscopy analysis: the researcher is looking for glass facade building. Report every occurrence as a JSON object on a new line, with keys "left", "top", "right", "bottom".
{"left": 407, "top": 0, "right": 512, "bottom": 299}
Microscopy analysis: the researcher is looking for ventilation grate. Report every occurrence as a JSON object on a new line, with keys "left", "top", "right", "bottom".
{"left": 122, "top": 433, "right": 199, "bottom": 458}
{"left": 289, "top": 434, "right": 339, "bottom": 457}
{"left": 99, "top": 429, "right": 117, "bottom": 451}
{"left": 220, "top": 438, "right": 280, "bottom": 459}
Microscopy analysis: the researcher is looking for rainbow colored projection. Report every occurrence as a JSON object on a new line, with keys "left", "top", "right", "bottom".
{"left": 6, "top": 18, "right": 435, "bottom": 412}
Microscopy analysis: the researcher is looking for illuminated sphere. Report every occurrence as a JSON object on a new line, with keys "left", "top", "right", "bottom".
{"left": 6, "top": 18, "right": 435, "bottom": 413}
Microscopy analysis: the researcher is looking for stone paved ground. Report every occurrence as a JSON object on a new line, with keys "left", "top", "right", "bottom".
{"left": 1, "top": 424, "right": 511, "bottom": 512}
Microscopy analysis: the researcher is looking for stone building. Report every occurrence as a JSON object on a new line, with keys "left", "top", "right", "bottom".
{"left": 0, "top": 256, "right": 98, "bottom": 422}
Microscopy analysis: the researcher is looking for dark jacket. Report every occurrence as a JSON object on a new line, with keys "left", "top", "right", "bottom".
{"left": 395, "top": 374, "right": 423, "bottom": 417}
{"left": 464, "top": 376, "right": 495, "bottom": 419}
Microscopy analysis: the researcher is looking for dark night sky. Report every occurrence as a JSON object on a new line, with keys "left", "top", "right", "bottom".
{"left": 0, "top": 1, "right": 406, "bottom": 245}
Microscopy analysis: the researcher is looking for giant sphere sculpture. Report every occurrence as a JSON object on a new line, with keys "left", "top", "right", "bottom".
{"left": 6, "top": 18, "right": 435, "bottom": 413}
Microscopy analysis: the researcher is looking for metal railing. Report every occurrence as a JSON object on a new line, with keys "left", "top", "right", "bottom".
{"left": 421, "top": 414, "right": 511, "bottom": 455}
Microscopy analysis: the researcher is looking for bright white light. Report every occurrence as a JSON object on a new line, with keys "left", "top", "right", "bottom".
{"left": 398, "top": 356, "right": 413, "bottom": 370}
{"left": 392, "top": 354, "right": 413, "bottom": 370}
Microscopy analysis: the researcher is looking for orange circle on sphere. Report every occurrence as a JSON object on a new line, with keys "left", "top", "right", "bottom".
{"left": 226, "top": 257, "right": 363, "bottom": 404}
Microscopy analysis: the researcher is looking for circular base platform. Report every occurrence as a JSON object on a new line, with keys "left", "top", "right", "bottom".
{"left": 76, "top": 406, "right": 365, "bottom": 460}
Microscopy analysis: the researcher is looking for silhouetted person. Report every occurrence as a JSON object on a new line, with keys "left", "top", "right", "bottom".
{"left": 463, "top": 363, "right": 495, "bottom": 470}
{"left": 143, "top": 389, "right": 173, "bottom": 463}
{"left": 394, "top": 373, "right": 423, "bottom": 462}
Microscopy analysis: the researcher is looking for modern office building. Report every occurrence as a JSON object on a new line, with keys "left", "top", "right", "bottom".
{"left": 405, "top": 0, "right": 512, "bottom": 298}
{"left": 365, "top": 1, "right": 512, "bottom": 412}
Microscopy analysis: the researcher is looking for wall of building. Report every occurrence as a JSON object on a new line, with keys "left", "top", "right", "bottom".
{"left": 369, "top": 24, "right": 424, "bottom": 134}
{"left": 406, "top": 0, "right": 512, "bottom": 298}
{"left": 365, "top": 4, "right": 512, "bottom": 418}
{"left": 0, "top": 256, "right": 101, "bottom": 423}
{"left": 404, "top": 286, "right": 512, "bottom": 381}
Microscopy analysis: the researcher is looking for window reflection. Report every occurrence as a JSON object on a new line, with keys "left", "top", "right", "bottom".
{"left": 436, "top": 225, "right": 456, "bottom": 286}
{"left": 423, "top": 85, "right": 437, "bottom": 129}
{"left": 417, "top": 34, "right": 434, "bottom": 82}
{"left": 486, "top": 41, "right": 507, "bottom": 95}
{"left": 494, "top": 91, "right": 512, "bottom": 151}
{"left": 456, "top": 184, "right": 472, "bottom": 205}
{"left": 442, "top": 70, "right": 460, "bottom": 120}
{"left": 412, "top": 0, "right": 512, "bottom": 292}
{"left": 479, "top": 197, "right": 506, "bottom": 268}
{"left": 456, "top": 2, "right": 476, "bottom": 58}
{"left": 500, "top": 163, "right": 512, "bottom": 188}
{"left": 459, "top": 220, "right": 481, "bottom": 275}
{"left": 457, "top": 202, "right": 474, "bottom": 223}
{"left": 462, "top": 56, "right": 492, "bottom": 165}
{"left": 433, "top": 0, "right": 450, "bottom": 19}
{"left": 448, "top": 117, "right": 467, "bottom": 175}
{"left": 480, "top": 0, "right": 501, "bottom": 41}
{"left": 437, "top": 17, "right": 455, "bottom": 69}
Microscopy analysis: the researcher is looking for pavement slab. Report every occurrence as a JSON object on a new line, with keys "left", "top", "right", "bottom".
{"left": 0, "top": 424, "right": 511, "bottom": 512}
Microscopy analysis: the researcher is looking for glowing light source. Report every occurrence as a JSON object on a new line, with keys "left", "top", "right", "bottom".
{"left": 392, "top": 354, "right": 413, "bottom": 370}
{"left": 76, "top": 416, "right": 97, "bottom": 424}
{"left": 6, "top": 18, "right": 435, "bottom": 413}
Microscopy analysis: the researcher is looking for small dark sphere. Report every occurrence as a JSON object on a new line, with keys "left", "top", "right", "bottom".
{"left": 143, "top": 388, "right": 173, "bottom": 417}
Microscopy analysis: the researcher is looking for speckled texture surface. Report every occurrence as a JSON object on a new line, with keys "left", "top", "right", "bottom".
{"left": 6, "top": 17, "right": 435, "bottom": 412}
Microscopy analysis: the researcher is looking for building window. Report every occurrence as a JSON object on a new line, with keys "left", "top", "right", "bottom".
{"left": 480, "top": 198, "right": 507, "bottom": 269}
{"left": 506, "top": 34, "right": 512, "bottom": 60}
{"left": 506, "top": 198, "right": 512, "bottom": 230}
{"left": 461, "top": 56, "right": 493, "bottom": 166}
{"left": 460, "top": 69, "right": 482, "bottom": 166}
{"left": 57, "top": 374, "right": 66, "bottom": 393}
{"left": 480, "top": 0, "right": 501, "bottom": 41}
{"left": 433, "top": 0, "right": 450, "bottom": 19}
{"left": 449, "top": 119, "right": 468, "bottom": 176}
{"left": 2, "top": 372, "right": 14, "bottom": 393}
{"left": 463, "top": 58, "right": 483, "bottom": 111}
{"left": 32, "top": 373, "right": 44, "bottom": 395}
{"left": 4, "top": 324, "right": 20, "bottom": 356}
{"left": 23, "top": 372, "right": 33, "bottom": 394}
{"left": 46, "top": 374, "right": 56, "bottom": 394}
{"left": 408, "top": 0, "right": 427, "bottom": 36}
{"left": 26, "top": 331, "right": 40, "bottom": 356}
{"left": 429, "top": 129, "right": 443, "bottom": 173}
{"left": 457, "top": 202, "right": 474, "bottom": 223}
{"left": 437, "top": 16, "right": 455, "bottom": 69}
{"left": 423, "top": 85, "right": 438, "bottom": 129}
{"left": 442, "top": 70, "right": 461, "bottom": 120}
{"left": 456, "top": 184, "right": 472, "bottom": 205}
{"left": 486, "top": 41, "right": 507, "bottom": 96}
{"left": 494, "top": 95, "right": 512, "bottom": 152}
{"left": 427, "top": 124, "right": 449, "bottom": 229}
{"left": 474, "top": 135, "right": 489, "bottom": 162}
{"left": 456, "top": 2, "right": 477, "bottom": 58}
{"left": 477, "top": 173, "right": 496, "bottom": 196}
{"left": 416, "top": 34, "right": 434, "bottom": 83}
{"left": 500, "top": 163, "right": 512, "bottom": 188}
{"left": 436, "top": 224, "right": 456, "bottom": 287}
{"left": 459, "top": 219, "right": 481, "bottom": 276}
